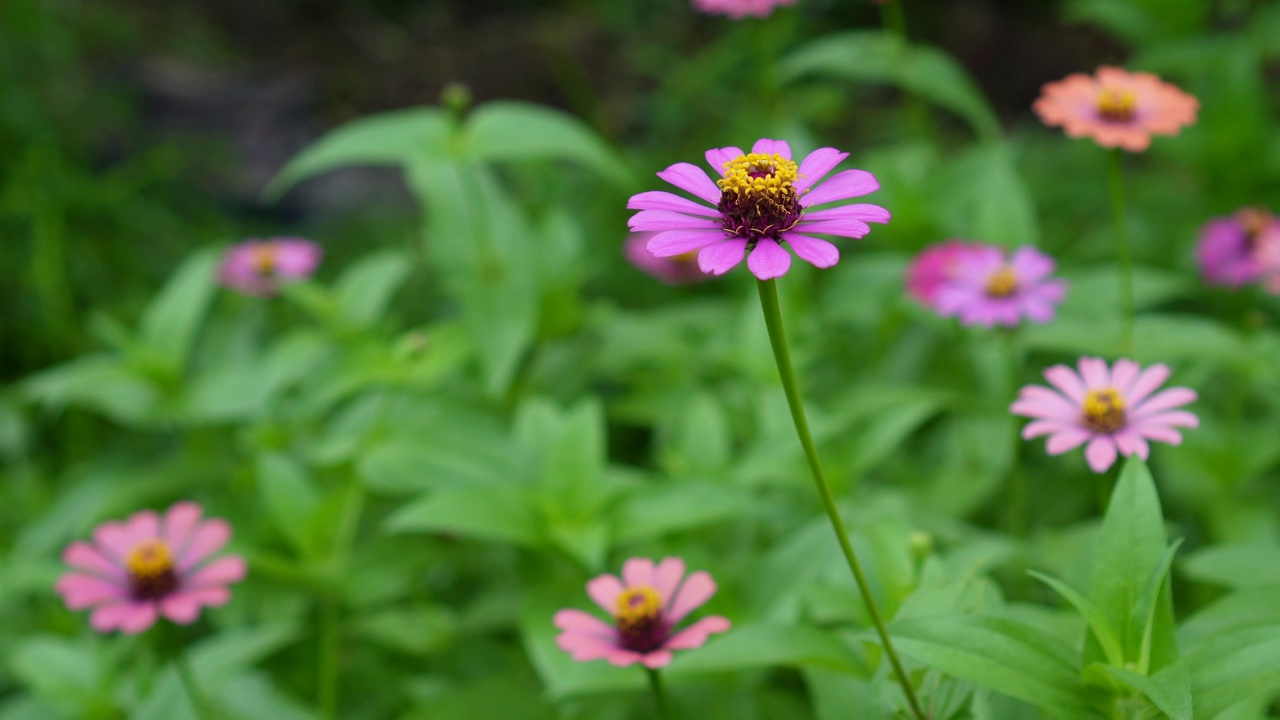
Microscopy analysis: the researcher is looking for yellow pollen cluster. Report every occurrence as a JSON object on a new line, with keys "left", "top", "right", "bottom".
{"left": 1096, "top": 87, "right": 1137, "bottom": 122}
{"left": 1083, "top": 387, "right": 1126, "bottom": 434}
{"left": 126, "top": 539, "right": 174, "bottom": 579}
{"left": 251, "top": 244, "right": 278, "bottom": 274}
{"left": 985, "top": 265, "right": 1019, "bottom": 298}
{"left": 615, "top": 586, "right": 662, "bottom": 624}
{"left": 718, "top": 153, "right": 799, "bottom": 198}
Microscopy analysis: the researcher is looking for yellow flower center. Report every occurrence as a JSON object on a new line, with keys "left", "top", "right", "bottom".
{"left": 250, "top": 243, "right": 278, "bottom": 274}
{"left": 985, "top": 265, "right": 1019, "bottom": 298}
{"left": 717, "top": 153, "right": 799, "bottom": 198}
{"left": 615, "top": 586, "right": 662, "bottom": 625}
{"left": 715, "top": 153, "right": 804, "bottom": 240}
{"left": 1096, "top": 87, "right": 1137, "bottom": 122}
{"left": 126, "top": 539, "right": 174, "bottom": 578}
{"left": 1082, "top": 388, "right": 1126, "bottom": 434}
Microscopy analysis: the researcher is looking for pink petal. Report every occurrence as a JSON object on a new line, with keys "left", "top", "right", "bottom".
{"left": 1127, "top": 364, "right": 1171, "bottom": 405}
{"left": 1110, "top": 359, "right": 1143, "bottom": 396}
{"left": 1133, "top": 424, "right": 1184, "bottom": 445}
{"left": 1137, "top": 410, "right": 1199, "bottom": 428}
{"left": 93, "top": 602, "right": 158, "bottom": 635}
{"left": 1009, "top": 246, "right": 1055, "bottom": 282}
{"left": 652, "top": 558, "right": 686, "bottom": 605}
{"left": 794, "top": 219, "right": 871, "bottom": 239}
{"left": 1131, "top": 388, "right": 1197, "bottom": 419}
{"left": 802, "top": 203, "right": 891, "bottom": 224}
{"left": 800, "top": 170, "right": 879, "bottom": 207}
{"left": 160, "top": 588, "right": 230, "bottom": 624}
{"left": 162, "top": 503, "right": 204, "bottom": 550}
{"left": 1078, "top": 357, "right": 1110, "bottom": 390}
{"left": 641, "top": 650, "right": 674, "bottom": 668}
{"left": 656, "top": 163, "right": 721, "bottom": 205}
{"left": 556, "top": 630, "right": 624, "bottom": 663}
{"left": 698, "top": 238, "right": 748, "bottom": 275}
{"left": 273, "top": 241, "right": 322, "bottom": 279}
{"left": 56, "top": 574, "right": 128, "bottom": 609}
{"left": 747, "top": 238, "right": 792, "bottom": 280}
{"left": 1010, "top": 386, "right": 1080, "bottom": 420}
{"left": 1021, "top": 419, "right": 1072, "bottom": 439}
{"left": 1046, "top": 428, "right": 1092, "bottom": 455}
{"left": 63, "top": 542, "right": 125, "bottom": 579}
{"left": 123, "top": 510, "right": 160, "bottom": 547}
{"left": 553, "top": 609, "right": 617, "bottom": 638}
{"left": 627, "top": 191, "right": 720, "bottom": 217}
{"left": 1113, "top": 430, "right": 1149, "bottom": 460}
{"left": 705, "top": 147, "right": 745, "bottom": 176}
{"left": 794, "top": 148, "right": 848, "bottom": 193}
{"left": 92, "top": 522, "right": 138, "bottom": 563}
{"left": 176, "top": 519, "right": 231, "bottom": 571}
{"left": 782, "top": 233, "right": 840, "bottom": 269}
{"left": 604, "top": 648, "right": 646, "bottom": 667}
{"left": 751, "top": 138, "right": 792, "bottom": 159}
{"left": 666, "top": 571, "right": 717, "bottom": 624}
{"left": 186, "top": 555, "right": 246, "bottom": 588}
{"left": 1043, "top": 365, "right": 1087, "bottom": 403}
{"left": 1085, "top": 436, "right": 1119, "bottom": 473}
{"left": 664, "top": 616, "right": 731, "bottom": 650}
{"left": 587, "top": 574, "right": 624, "bottom": 615}
{"left": 622, "top": 558, "right": 656, "bottom": 589}
{"left": 628, "top": 210, "right": 723, "bottom": 232}
{"left": 648, "top": 230, "right": 727, "bottom": 257}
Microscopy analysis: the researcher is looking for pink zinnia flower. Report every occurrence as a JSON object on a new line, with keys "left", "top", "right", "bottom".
{"left": 692, "top": 0, "right": 795, "bottom": 19}
{"left": 55, "top": 502, "right": 247, "bottom": 634}
{"left": 1033, "top": 67, "right": 1198, "bottom": 152}
{"left": 905, "top": 240, "right": 983, "bottom": 309}
{"left": 1011, "top": 357, "right": 1199, "bottom": 473}
{"left": 930, "top": 245, "right": 1067, "bottom": 327}
{"left": 553, "top": 557, "right": 730, "bottom": 668}
{"left": 1195, "top": 208, "right": 1276, "bottom": 288}
{"left": 218, "top": 237, "right": 322, "bottom": 296}
{"left": 625, "top": 233, "right": 709, "bottom": 285}
{"left": 627, "top": 138, "right": 890, "bottom": 281}
{"left": 1257, "top": 229, "right": 1280, "bottom": 295}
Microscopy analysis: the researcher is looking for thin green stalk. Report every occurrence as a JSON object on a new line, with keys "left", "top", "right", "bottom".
{"left": 756, "top": 279, "right": 927, "bottom": 720}
{"left": 1108, "top": 149, "right": 1135, "bottom": 356}
{"left": 176, "top": 650, "right": 216, "bottom": 720}
{"left": 645, "top": 667, "right": 672, "bottom": 720}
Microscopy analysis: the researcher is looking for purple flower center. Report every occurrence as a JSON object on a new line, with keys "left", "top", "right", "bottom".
{"left": 614, "top": 586, "right": 668, "bottom": 653}
{"left": 716, "top": 153, "right": 803, "bottom": 243}
{"left": 1082, "top": 388, "right": 1126, "bottom": 434}
{"left": 126, "top": 539, "right": 180, "bottom": 601}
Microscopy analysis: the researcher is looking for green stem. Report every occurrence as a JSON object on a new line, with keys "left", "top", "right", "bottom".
{"left": 318, "top": 598, "right": 340, "bottom": 720}
{"left": 1108, "top": 149, "right": 1135, "bottom": 356}
{"left": 879, "top": 0, "right": 935, "bottom": 145}
{"left": 176, "top": 650, "right": 216, "bottom": 720}
{"left": 645, "top": 667, "right": 672, "bottom": 720}
{"left": 756, "top": 279, "right": 927, "bottom": 720}
{"left": 1001, "top": 330, "right": 1028, "bottom": 538}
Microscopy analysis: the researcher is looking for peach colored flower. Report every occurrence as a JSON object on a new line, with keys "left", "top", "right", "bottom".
{"left": 1033, "top": 67, "right": 1198, "bottom": 152}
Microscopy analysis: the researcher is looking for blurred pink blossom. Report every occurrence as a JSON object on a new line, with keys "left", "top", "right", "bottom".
{"left": 625, "top": 233, "right": 709, "bottom": 285}
{"left": 692, "top": 0, "right": 795, "bottom": 19}
{"left": 218, "top": 237, "right": 322, "bottom": 296}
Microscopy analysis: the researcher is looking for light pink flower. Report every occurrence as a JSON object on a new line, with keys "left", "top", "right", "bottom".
{"left": 55, "top": 502, "right": 247, "bottom": 634}
{"left": 1033, "top": 66, "right": 1198, "bottom": 152}
{"left": 218, "top": 237, "right": 322, "bottom": 296}
{"left": 553, "top": 557, "right": 730, "bottom": 668}
{"left": 1257, "top": 229, "right": 1280, "bottom": 295}
{"left": 1195, "top": 208, "right": 1276, "bottom": 288}
{"left": 625, "top": 233, "right": 709, "bottom": 285}
{"left": 1011, "top": 357, "right": 1199, "bottom": 473}
{"left": 692, "top": 0, "right": 795, "bottom": 19}
{"left": 930, "top": 244, "right": 1067, "bottom": 327}
{"left": 905, "top": 240, "right": 984, "bottom": 308}
{"left": 627, "top": 138, "right": 889, "bottom": 281}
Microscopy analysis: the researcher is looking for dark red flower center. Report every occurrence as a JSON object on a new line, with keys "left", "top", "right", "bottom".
{"left": 614, "top": 586, "right": 668, "bottom": 653}
{"left": 126, "top": 539, "right": 180, "bottom": 601}
{"left": 716, "top": 153, "right": 803, "bottom": 242}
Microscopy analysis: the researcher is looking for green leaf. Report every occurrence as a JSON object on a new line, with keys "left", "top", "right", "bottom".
{"left": 931, "top": 142, "right": 1040, "bottom": 248}
{"left": 1178, "top": 588, "right": 1280, "bottom": 650}
{"left": 137, "top": 248, "right": 220, "bottom": 373}
{"left": 255, "top": 452, "right": 322, "bottom": 557}
{"left": 266, "top": 108, "right": 452, "bottom": 197}
{"left": 778, "top": 31, "right": 1000, "bottom": 140}
{"left": 611, "top": 481, "right": 755, "bottom": 542}
{"left": 890, "top": 615, "right": 1090, "bottom": 715}
{"left": 1132, "top": 539, "right": 1183, "bottom": 674}
{"left": 21, "top": 355, "right": 160, "bottom": 425}
{"left": 385, "top": 487, "right": 541, "bottom": 547}
{"left": 8, "top": 637, "right": 100, "bottom": 707}
{"left": 465, "top": 101, "right": 634, "bottom": 190}
{"left": 1028, "top": 571, "right": 1125, "bottom": 667}
{"left": 666, "top": 623, "right": 863, "bottom": 676}
{"left": 1180, "top": 543, "right": 1280, "bottom": 589}
{"left": 190, "top": 623, "right": 300, "bottom": 689}
{"left": 333, "top": 250, "right": 413, "bottom": 327}
{"left": 1190, "top": 626, "right": 1280, "bottom": 719}
{"left": 1103, "top": 659, "right": 1192, "bottom": 720}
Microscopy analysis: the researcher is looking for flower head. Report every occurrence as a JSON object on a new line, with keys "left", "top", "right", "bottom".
{"left": 1195, "top": 208, "right": 1277, "bottom": 288}
{"left": 219, "top": 237, "right": 322, "bottom": 296}
{"left": 905, "top": 240, "right": 982, "bottom": 308}
{"left": 927, "top": 244, "right": 1067, "bottom": 327}
{"left": 1033, "top": 67, "right": 1198, "bottom": 152}
{"left": 553, "top": 557, "right": 730, "bottom": 668}
{"left": 627, "top": 139, "right": 889, "bottom": 281}
{"left": 1256, "top": 229, "right": 1280, "bottom": 295}
{"left": 625, "top": 233, "right": 709, "bottom": 285}
{"left": 55, "top": 502, "right": 247, "bottom": 634}
{"left": 692, "top": 0, "right": 795, "bottom": 19}
{"left": 1011, "top": 357, "right": 1198, "bottom": 473}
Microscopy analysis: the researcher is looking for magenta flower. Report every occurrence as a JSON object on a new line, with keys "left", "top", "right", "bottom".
{"left": 692, "top": 0, "right": 795, "bottom": 19}
{"left": 553, "top": 557, "right": 730, "bottom": 668}
{"left": 1195, "top": 208, "right": 1276, "bottom": 288}
{"left": 929, "top": 244, "right": 1067, "bottom": 327}
{"left": 55, "top": 502, "right": 247, "bottom": 634}
{"left": 1011, "top": 357, "right": 1199, "bottom": 473}
{"left": 625, "top": 233, "right": 709, "bottom": 285}
{"left": 218, "top": 237, "right": 322, "bottom": 296}
{"left": 905, "top": 240, "right": 983, "bottom": 309}
{"left": 627, "top": 139, "right": 889, "bottom": 281}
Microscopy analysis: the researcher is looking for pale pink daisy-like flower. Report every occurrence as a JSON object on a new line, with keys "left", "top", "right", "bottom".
{"left": 55, "top": 502, "right": 247, "bottom": 634}
{"left": 553, "top": 557, "right": 730, "bottom": 668}
{"left": 1195, "top": 208, "right": 1276, "bottom": 289}
{"left": 692, "top": 0, "right": 795, "bottom": 19}
{"left": 904, "top": 240, "right": 983, "bottom": 309}
{"left": 1033, "top": 67, "right": 1198, "bottom": 152}
{"left": 627, "top": 139, "right": 889, "bottom": 281}
{"left": 625, "top": 233, "right": 708, "bottom": 285}
{"left": 1011, "top": 357, "right": 1199, "bottom": 473}
{"left": 930, "top": 245, "right": 1067, "bottom": 327}
{"left": 218, "top": 237, "right": 322, "bottom": 296}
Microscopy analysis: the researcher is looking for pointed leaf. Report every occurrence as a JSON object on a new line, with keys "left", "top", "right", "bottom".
{"left": 1029, "top": 571, "right": 1124, "bottom": 667}
{"left": 1103, "top": 658, "right": 1192, "bottom": 720}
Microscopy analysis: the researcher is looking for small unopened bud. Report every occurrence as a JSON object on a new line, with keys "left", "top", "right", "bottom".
{"left": 441, "top": 82, "right": 472, "bottom": 122}
{"left": 908, "top": 531, "right": 934, "bottom": 563}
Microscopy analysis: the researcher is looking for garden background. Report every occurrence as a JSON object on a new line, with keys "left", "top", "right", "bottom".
{"left": 3, "top": 0, "right": 1280, "bottom": 718}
